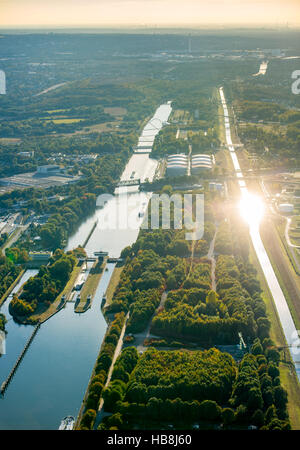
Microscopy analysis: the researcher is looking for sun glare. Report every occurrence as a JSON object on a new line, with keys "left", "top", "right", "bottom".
{"left": 239, "top": 193, "right": 264, "bottom": 227}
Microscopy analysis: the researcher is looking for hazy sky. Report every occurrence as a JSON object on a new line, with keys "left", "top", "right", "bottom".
{"left": 0, "top": 0, "right": 299, "bottom": 27}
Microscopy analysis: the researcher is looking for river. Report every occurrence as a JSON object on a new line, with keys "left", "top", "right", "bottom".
{"left": 0, "top": 102, "right": 172, "bottom": 429}
{"left": 219, "top": 87, "right": 300, "bottom": 380}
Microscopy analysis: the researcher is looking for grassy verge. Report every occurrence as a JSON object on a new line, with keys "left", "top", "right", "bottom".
{"left": 249, "top": 237, "right": 300, "bottom": 430}
{"left": 275, "top": 220, "right": 300, "bottom": 275}
{"left": 261, "top": 222, "right": 300, "bottom": 331}
{"left": 103, "top": 265, "right": 124, "bottom": 308}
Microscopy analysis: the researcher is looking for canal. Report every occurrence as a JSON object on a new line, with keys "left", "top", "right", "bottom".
{"left": 0, "top": 102, "right": 172, "bottom": 429}
{"left": 219, "top": 87, "right": 300, "bottom": 380}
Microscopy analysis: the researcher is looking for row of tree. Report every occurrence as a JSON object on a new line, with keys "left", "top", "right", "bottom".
{"left": 0, "top": 254, "right": 23, "bottom": 300}
{"left": 79, "top": 312, "right": 127, "bottom": 430}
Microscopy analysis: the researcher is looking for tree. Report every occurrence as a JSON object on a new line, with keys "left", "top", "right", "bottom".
{"left": 167, "top": 240, "right": 190, "bottom": 257}
{"left": 80, "top": 409, "right": 96, "bottom": 429}
{"left": 89, "top": 382, "right": 104, "bottom": 396}
{"left": 198, "top": 400, "right": 221, "bottom": 421}
{"left": 106, "top": 413, "right": 123, "bottom": 429}
{"left": 268, "top": 363, "right": 280, "bottom": 379}
{"left": 251, "top": 409, "right": 264, "bottom": 427}
{"left": 264, "top": 405, "right": 277, "bottom": 425}
{"left": 234, "top": 404, "right": 248, "bottom": 424}
{"left": 222, "top": 408, "right": 235, "bottom": 426}
{"left": 206, "top": 290, "right": 219, "bottom": 314}
{"left": 49, "top": 257, "right": 74, "bottom": 284}
{"left": 266, "top": 348, "right": 280, "bottom": 364}
{"left": 251, "top": 338, "right": 264, "bottom": 356}
{"left": 273, "top": 386, "right": 288, "bottom": 410}
{"left": 103, "top": 387, "right": 123, "bottom": 412}
{"left": 247, "top": 387, "right": 263, "bottom": 411}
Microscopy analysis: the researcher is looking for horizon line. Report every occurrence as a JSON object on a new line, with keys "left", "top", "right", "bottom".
{"left": 1, "top": 23, "right": 300, "bottom": 30}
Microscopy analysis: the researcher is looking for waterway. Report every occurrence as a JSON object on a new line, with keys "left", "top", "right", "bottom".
{"left": 219, "top": 87, "right": 300, "bottom": 380}
{"left": 0, "top": 102, "right": 172, "bottom": 429}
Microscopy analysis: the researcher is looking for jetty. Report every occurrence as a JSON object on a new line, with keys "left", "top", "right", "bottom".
{"left": 1, "top": 322, "right": 41, "bottom": 395}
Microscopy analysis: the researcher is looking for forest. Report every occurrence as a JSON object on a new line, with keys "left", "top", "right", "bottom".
{"left": 227, "top": 58, "right": 300, "bottom": 167}
{"left": 78, "top": 179, "right": 292, "bottom": 430}
{"left": 96, "top": 344, "right": 289, "bottom": 431}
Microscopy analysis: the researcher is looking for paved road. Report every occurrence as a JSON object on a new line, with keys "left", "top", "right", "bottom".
{"left": 220, "top": 87, "right": 300, "bottom": 381}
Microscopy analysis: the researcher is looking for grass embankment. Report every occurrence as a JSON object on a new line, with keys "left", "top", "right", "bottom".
{"left": 103, "top": 265, "right": 124, "bottom": 309}
{"left": 0, "top": 269, "right": 25, "bottom": 307}
{"left": 28, "top": 264, "right": 82, "bottom": 323}
{"left": 275, "top": 219, "right": 300, "bottom": 275}
{"left": 75, "top": 259, "right": 107, "bottom": 313}
{"left": 260, "top": 219, "right": 300, "bottom": 331}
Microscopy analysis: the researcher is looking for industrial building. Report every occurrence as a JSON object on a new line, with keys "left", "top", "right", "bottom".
{"left": 167, "top": 154, "right": 188, "bottom": 160}
{"left": 28, "top": 251, "right": 53, "bottom": 268}
{"left": 37, "top": 165, "right": 64, "bottom": 175}
{"left": 191, "top": 154, "right": 213, "bottom": 175}
{"left": 166, "top": 154, "right": 188, "bottom": 177}
{"left": 165, "top": 153, "right": 214, "bottom": 178}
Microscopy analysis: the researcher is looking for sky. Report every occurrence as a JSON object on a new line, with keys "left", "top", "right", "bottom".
{"left": 0, "top": 0, "right": 300, "bottom": 28}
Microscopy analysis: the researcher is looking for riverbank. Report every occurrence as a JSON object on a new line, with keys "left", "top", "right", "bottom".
{"left": 75, "top": 311, "right": 128, "bottom": 429}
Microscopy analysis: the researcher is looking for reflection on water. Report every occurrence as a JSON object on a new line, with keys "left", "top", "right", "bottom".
{"left": 239, "top": 193, "right": 265, "bottom": 228}
{"left": 66, "top": 190, "right": 152, "bottom": 258}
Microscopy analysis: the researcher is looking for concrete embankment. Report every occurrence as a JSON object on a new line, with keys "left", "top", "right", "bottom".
{"left": 82, "top": 220, "right": 98, "bottom": 248}
{"left": 74, "top": 258, "right": 107, "bottom": 313}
